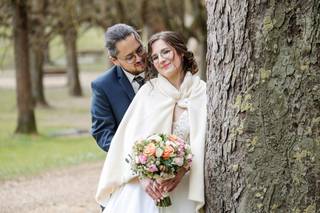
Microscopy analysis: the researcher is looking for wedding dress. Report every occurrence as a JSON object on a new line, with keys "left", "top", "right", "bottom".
{"left": 102, "top": 110, "right": 197, "bottom": 213}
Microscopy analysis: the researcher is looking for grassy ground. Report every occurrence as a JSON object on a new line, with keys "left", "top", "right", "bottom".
{"left": 0, "top": 86, "right": 105, "bottom": 181}
{"left": 0, "top": 26, "right": 108, "bottom": 181}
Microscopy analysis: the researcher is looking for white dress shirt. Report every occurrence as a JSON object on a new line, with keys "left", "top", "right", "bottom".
{"left": 122, "top": 68, "right": 145, "bottom": 94}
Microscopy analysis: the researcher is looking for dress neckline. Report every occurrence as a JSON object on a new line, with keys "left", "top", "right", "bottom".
{"left": 173, "top": 110, "right": 188, "bottom": 125}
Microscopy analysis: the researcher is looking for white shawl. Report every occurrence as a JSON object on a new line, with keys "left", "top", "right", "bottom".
{"left": 96, "top": 72, "right": 207, "bottom": 212}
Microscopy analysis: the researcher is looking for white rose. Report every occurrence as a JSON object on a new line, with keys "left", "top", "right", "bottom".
{"left": 147, "top": 135, "right": 162, "bottom": 142}
{"left": 155, "top": 148, "right": 164, "bottom": 158}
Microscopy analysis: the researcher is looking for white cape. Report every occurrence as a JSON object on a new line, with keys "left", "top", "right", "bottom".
{"left": 96, "top": 72, "right": 207, "bottom": 212}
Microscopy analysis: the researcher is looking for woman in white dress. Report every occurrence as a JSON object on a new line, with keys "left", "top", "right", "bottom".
{"left": 96, "top": 31, "right": 207, "bottom": 213}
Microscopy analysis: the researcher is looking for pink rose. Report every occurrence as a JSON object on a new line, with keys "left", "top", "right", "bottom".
{"left": 177, "top": 150, "right": 185, "bottom": 157}
{"left": 176, "top": 137, "right": 184, "bottom": 144}
{"left": 173, "top": 157, "right": 184, "bottom": 166}
{"left": 178, "top": 147, "right": 185, "bottom": 153}
{"left": 148, "top": 164, "right": 158, "bottom": 172}
{"left": 138, "top": 154, "right": 147, "bottom": 164}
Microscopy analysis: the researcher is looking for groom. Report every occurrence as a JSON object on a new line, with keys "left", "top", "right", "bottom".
{"left": 90, "top": 24, "right": 146, "bottom": 152}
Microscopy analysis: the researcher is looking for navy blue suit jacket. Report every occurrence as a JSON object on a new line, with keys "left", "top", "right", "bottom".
{"left": 91, "top": 65, "right": 135, "bottom": 152}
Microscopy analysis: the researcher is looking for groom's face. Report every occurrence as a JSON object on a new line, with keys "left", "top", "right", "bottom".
{"left": 111, "top": 33, "right": 146, "bottom": 75}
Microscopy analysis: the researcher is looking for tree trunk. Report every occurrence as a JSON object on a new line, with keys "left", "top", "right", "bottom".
{"left": 63, "top": 28, "right": 82, "bottom": 96}
{"left": 13, "top": 0, "right": 37, "bottom": 134}
{"left": 205, "top": 0, "right": 319, "bottom": 212}
{"left": 30, "top": 46, "right": 48, "bottom": 106}
{"left": 43, "top": 41, "right": 52, "bottom": 65}
{"left": 199, "top": 38, "right": 207, "bottom": 81}
{"left": 29, "top": 0, "right": 49, "bottom": 107}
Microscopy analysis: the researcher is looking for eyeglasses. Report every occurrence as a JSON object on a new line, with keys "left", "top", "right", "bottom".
{"left": 150, "top": 48, "right": 174, "bottom": 64}
{"left": 117, "top": 45, "right": 146, "bottom": 64}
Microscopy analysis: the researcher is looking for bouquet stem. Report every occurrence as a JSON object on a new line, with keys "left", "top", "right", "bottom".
{"left": 156, "top": 196, "right": 172, "bottom": 207}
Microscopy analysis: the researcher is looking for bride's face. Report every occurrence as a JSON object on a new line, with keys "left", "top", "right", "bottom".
{"left": 150, "top": 39, "right": 183, "bottom": 79}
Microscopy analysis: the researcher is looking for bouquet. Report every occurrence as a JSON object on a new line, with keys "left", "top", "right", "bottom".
{"left": 127, "top": 133, "right": 193, "bottom": 207}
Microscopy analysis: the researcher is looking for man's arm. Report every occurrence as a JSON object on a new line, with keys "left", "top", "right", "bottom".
{"left": 90, "top": 82, "right": 116, "bottom": 152}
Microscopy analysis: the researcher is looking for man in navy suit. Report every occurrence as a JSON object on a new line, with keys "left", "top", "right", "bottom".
{"left": 90, "top": 24, "right": 146, "bottom": 152}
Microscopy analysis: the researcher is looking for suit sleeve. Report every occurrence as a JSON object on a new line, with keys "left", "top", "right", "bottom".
{"left": 90, "top": 81, "right": 116, "bottom": 152}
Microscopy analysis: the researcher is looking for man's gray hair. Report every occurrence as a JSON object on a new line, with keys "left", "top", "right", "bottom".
{"left": 105, "top": 23, "right": 141, "bottom": 57}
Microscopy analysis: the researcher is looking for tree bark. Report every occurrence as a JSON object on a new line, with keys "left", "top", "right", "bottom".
{"left": 199, "top": 38, "right": 207, "bottom": 81}
{"left": 13, "top": 0, "right": 37, "bottom": 134}
{"left": 30, "top": 46, "right": 48, "bottom": 106}
{"left": 205, "top": 0, "right": 319, "bottom": 212}
{"left": 63, "top": 27, "right": 82, "bottom": 97}
{"left": 43, "top": 41, "right": 52, "bottom": 65}
{"left": 29, "top": 0, "right": 49, "bottom": 107}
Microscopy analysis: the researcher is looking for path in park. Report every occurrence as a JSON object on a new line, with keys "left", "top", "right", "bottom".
{"left": 0, "top": 67, "right": 108, "bottom": 212}
{"left": 0, "top": 161, "right": 103, "bottom": 213}
{"left": 0, "top": 70, "right": 99, "bottom": 89}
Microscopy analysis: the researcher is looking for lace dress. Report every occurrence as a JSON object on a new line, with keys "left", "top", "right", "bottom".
{"left": 102, "top": 110, "right": 197, "bottom": 213}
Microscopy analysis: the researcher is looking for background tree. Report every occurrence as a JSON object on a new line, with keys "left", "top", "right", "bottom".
{"left": 78, "top": 0, "right": 143, "bottom": 29}
{"left": 0, "top": 1, "right": 13, "bottom": 69}
{"left": 12, "top": 0, "right": 37, "bottom": 134}
{"left": 29, "top": 0, "right": 49, "bottom": 106}
{"left": 205, "top": 0, "right": 320, "bottom": 212}
{"left": 53, "top": 0, "right": 82, "bottom": 96}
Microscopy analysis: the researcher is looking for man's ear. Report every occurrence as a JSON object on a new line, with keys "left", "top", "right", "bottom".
{"left": 110, "top": 56, "right": 120, "bottom": 66}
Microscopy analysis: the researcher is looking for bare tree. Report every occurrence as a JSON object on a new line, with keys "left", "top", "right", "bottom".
{"left": 12, "top": 0, "right": 37, "bottom": 134}
{"left": 78, "top": 0, "right": 143, "bottom": 29}
{"left": 0, "top": 1, "right": 13, "bottom": 70}
{"left": 29, "top": 0, "right": 48, "bottom": 106}
{"left": 0, "top": 1, "right": 12, "bottom": 36}
{"left": 55, "top": 0, "right": 82, "bottom": 96}
{"left": 205, "top": 0, "right": 320, "bottom": 212}
{"left": 63, "top": 25, "right": 82, "bottom": 96}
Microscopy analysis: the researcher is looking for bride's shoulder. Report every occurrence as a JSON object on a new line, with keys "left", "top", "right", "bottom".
{"left": 139, "top": 78, "right": 158, "bottom": 91}
{"left": 135, "top": 78, "right": 159, "bottom": 98}
{"left": 200, "top": 79, "right": 206, "bottom": 86}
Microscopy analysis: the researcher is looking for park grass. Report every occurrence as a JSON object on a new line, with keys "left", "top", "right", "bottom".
{"left": 0, "top": 26, "right": 107, "bottom": 180}
{"left": 0, "top": 87, "right": 105, "bottom": 181}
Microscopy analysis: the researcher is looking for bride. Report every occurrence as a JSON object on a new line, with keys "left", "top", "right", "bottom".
{"left": 96, "top": 31, "right": 207, "bottom": 213}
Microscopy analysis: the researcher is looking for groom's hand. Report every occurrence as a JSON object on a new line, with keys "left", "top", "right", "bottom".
{"left": 139, "top": 178, "right": 163, "bottom": 202}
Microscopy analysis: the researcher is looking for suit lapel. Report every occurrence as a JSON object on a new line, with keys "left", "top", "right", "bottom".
{"left": 116, "top": 66, "right": 135, "bottom": 101}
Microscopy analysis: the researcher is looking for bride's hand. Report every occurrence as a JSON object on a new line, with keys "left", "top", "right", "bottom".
{"left": 158, "top": 168, "right": 187, "bottom": 193}
{"left": 139, "top": 178, "right": 163, "bottom": 202}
